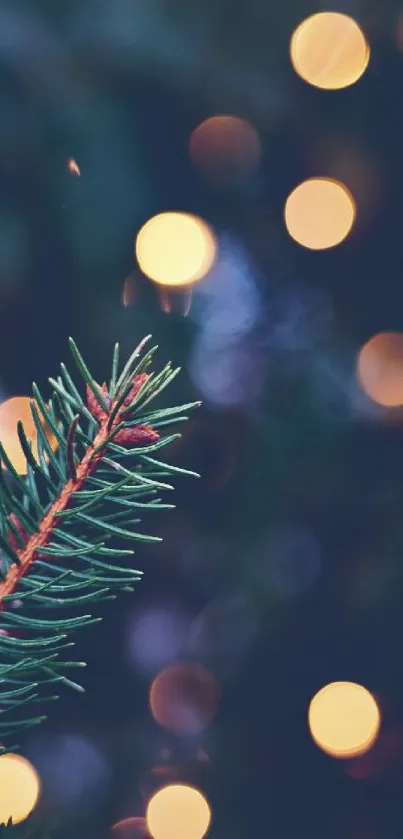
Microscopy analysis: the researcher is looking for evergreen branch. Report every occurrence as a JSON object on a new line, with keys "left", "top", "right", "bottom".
{"left": 0, "top": 337, "right": 199, "bottom": 743}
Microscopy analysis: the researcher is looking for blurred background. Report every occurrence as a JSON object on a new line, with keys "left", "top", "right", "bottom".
{"left": 2, "top": 0, "right": 403, "bottom": 836}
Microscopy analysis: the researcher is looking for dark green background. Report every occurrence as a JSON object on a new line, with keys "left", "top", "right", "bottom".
{"left": 2, "top": 0, "right": 403, "bottom": 836}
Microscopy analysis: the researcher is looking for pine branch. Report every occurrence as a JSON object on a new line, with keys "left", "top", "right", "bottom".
{"left": 0, "top": 337, "right": 200, "bottom": 745}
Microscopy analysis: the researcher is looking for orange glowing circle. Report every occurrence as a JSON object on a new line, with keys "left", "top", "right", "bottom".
{"left": 308, "top": 681, "right": 380, "bottom": 758}
{"left": 189, "top": 116, "right": 261, "bottom": 183}
{"left": 357, "top": 332, "right": 403, "bottom": 407}
{"left": 146, "top": 784, "right": 211, "bottom": 839}
{"left": 290, "top": 12, "right": 370, "bottom": 90}
{"left": 149, "top": 663, "right": 219, "bottom": 734}
{"left": 135, "top": 213, "right": 217, "bottom": 288}
{"left": 0, "top": 753, "right": 41, "bottom": 824}
{"left": 285, "top": 178, "right": 355, "bottom": 250}
{"left": 0, "top": 396, "right": 58, "bottom": 475}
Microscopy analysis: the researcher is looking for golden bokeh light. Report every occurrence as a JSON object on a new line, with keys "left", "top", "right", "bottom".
{"left": 290, "top": 12, "right": 370, "bottom": 90}
{"left": 189, "top": 116, "right": 261, "bottom": 184}
{"left": 0, "top": 753, "right": 41, "bottom": 824}
{"left": 67, "top": 158, "right": 81, "bottom": 176}
{"left": 146, "top": 784, "right": 211, "bottom": 839}
{"left": 0, "top": 396, "right": 58, "bottom": 475}
{"left": 149, "top": 663, "right": 219, "bottom": 734}
{"left": 357, "top": 332, "right": 403, "bottom": 407}
{"left": 135, "top": 213, "right": 217, "bottom": 288}
{"left": 308, "top": 681, "right": 380, "bottom": 758}
{"left": 285, "top": 178, "right": 355, "bottom": 250}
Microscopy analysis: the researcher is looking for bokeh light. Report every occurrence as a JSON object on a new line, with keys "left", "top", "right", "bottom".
{"left": 135, "top": 213, "right": 217, "bottom": 288}
{"left": 0, "top": 753, "right": 41, "bottom": 824}
{"left": 290, "top": 12, "right": 370, "bottom": 90}
{"left": 146, "top": 784, "right": 211, "bottom": 839}
{"left": 189, "top": 116, "right": 261, "bottom": 184}
{"left": 112, "top": 816, "right": 149, "bottom": 838}
{"left": 149, "top": 663, "right": 219, "bottom": 735}
{"left": 67, "top": 158, "right": 81, "bottom": 176}
{"left": 126, "top": 601, "right": 191, "bottom": 676}
{"left": 285, "top": 178, "right": 355, "bottom": 250}
{"left": 0, "top": 397, "right": 58, "bottom": 475}
{"left": 25, "top": 733, "right": 109, "bottom": 814}
{"left": 357, "top": 332, "right": 403, "bottom": 407}
{"left": 308, "top": 681, "right": 380, "bottom": 758}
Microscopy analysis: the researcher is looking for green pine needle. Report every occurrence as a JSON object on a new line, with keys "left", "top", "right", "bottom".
{"left": 0, "top": 337, "right": 199, "bottom": 745}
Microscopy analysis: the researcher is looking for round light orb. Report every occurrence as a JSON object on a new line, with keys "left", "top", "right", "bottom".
{"left": 290, "top": 12, "right": 370, "bottom": 90}
{"left": 189, "top": 116, "right": 261, "bottom": 184}
{"left": 0, "top": 396, "right": 58, "bottom": 475}
{"left": 146, "top": 784, "right": 211, "bottom": 839}
{"left": 308, "top": 681, "right": 380, "bottom": 758}
{"left": 357, "top": 332, "right": 403, "bottom": 407}
{"left": 149, "top": 662, "right": 219, "bottom": 734}
{"left": 0, "top": 753, "right": 41, "bottom": 824}
{"left": 135, "top": 213, "right": 217, "bottom": 288}
{"left": 285, "top": 178, "right": 355, "bottom": 250}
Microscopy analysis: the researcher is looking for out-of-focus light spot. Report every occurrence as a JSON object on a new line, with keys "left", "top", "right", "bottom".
{"left": 308, "top": 682, "right": 380, "bottom": 758}
{"left": 159, "top": 288, "right": 193, "bottom": 317}
{"left": 122, "top": 275, "right": 137, "bottom": 307}
{"left": 0, "top": 397, "right": 58, "bottom": 475}
{"left": 112, "top": 816, "right": 148, "bottom": 838}
{"left": 67, "top": 158, "right": 81, "bottom": 176}
{"left": 189, "top": 116, "right": 261, "bottom": 184}
{"left": 285, "top": 178, "right": 355, "bottom": 250}
{"left": 188, "top": 592, "right": 258, "bottom": 679}
{"left": 0, "top": 753, "right": 41, "bottom": 824}
{"left": 357, "top": 333, "right": 403, "bottom": 407}
{"left": 25, "top": 734, "right": 109, "bottom": 813}
{"left": 290, "top": 13, "right": 370, "bottom": 90}
{"left": 135, "top": 213, "right": 217, "bottom": 288}
{"left": 149, "top": 663, "right": 219, "bottom": 735}
{"left": 146, "top": 785, "right": 211, "bottom": 839}
{"left": 261, "top": 525, "right": 322, "bottom": 598}
{"left": 126, "top": 602, "right": 191, "bottom": 676}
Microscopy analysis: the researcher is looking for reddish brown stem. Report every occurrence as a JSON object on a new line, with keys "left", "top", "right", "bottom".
{"left": 0, "top": 422, "right": 109, "bottom": 603}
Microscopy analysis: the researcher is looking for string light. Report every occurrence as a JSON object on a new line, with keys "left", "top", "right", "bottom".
{"left": 290, "top": 12, "right": 370, "bottom": 90}
{"left": 135, "top": 213, "right": 217, "bottom": 288}
{"left": 189, "top": 116, "right": 261, "bottom": 183}
{"left": 146, "top": 784, "right": 211, "bottom": 839}
{"left": 308, "top": 681, "right": 380, "bottom": 758}
{"left": 149, "top": 663, "right": 219, "bottom": 734}
{"left": 0, "top": 397, "right": 58, "bottom": 475}
{"left": 0, "top": 753, "right": 41, "bottom": 824}
{"left": 285, "top": 178, "right": 355, "bottom": 250}
{"left": 357, "top": 332, "right": 403, "bottom": 407}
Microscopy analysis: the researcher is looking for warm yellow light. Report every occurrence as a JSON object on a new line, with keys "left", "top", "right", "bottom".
{"left": 146, "top": 784, "right": 211, "bottom": 839}
{"left": 135, "top": 213, "right": 217, "bottom": 288}
{"left": 308, "top": 681, "right": 380, "bottom": 758}
{"left": 0, "top": 396, "right": 58, "bottom": 475}
{"left": 0, "top": 753, "right": 41, "bottom": 824}
{"left": 290, "top": 12, "right": 370, "bottom": 90}
{"left": 189, "top": 116, "right": 261, "bottom": 184}
{"left": 285, "top": 178, "right": 355, "bottom": 250}
{"left": 357, "top": 332, "right": 403, "bottom": 407}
